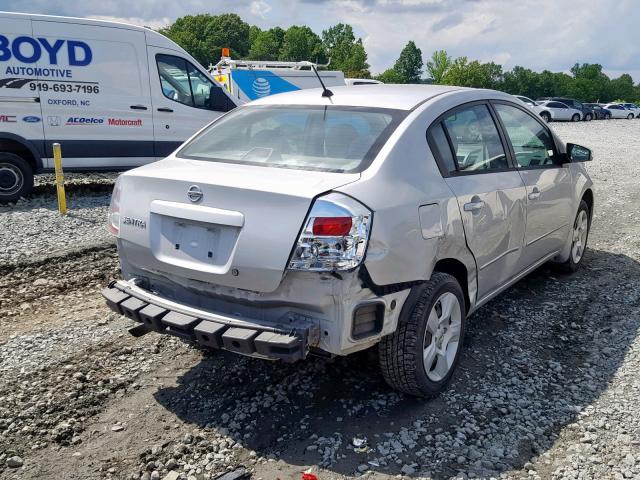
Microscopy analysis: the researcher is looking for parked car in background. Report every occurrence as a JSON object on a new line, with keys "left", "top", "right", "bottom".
{"left": 583, "top": 103, "right": 611, "bottom": 120}
{"left": 616, "top": 103, "right": 640, "bottom": 118}
{"left": 537, "top": 101, "right": 582, "bottom": 121}
{"left": 603, "top": 104, "right": 636, "bottom": 119}
{"left": 514, "top": 95, "right": 552, "bottom": 122}
{"left": 103, "top": 84, "right": 594, "bottom": 398}
{"left": 345, "top": 78, "right": 383, "bottom": 86}
{"left": 537, "top": 97, "right": 594, "bottom": 121}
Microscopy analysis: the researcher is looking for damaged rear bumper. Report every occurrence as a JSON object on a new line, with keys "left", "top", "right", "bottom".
{"left": 102, "top": 280, "right": 319, "bottom": 362}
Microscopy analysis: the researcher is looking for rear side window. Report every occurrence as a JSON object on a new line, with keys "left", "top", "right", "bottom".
{"left": 494, "top": 104, "right": 559, "bottom": 168}
{"left": 440, "top": 104, "right": 508, "bottom": 172}
{"left": 427, "top": 123, "right": 456, "bottom": 174}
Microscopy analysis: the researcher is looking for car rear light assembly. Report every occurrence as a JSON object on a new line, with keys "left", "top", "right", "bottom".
{"left": 288, "top": 192, "right": 371, "bottom": 272}
{"left": 107, "top": 178, "right": 121, "bottom": 236}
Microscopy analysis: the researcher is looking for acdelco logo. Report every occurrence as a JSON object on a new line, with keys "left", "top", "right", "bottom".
{"left": 66, "top": 117, "right": 103, "bottom": 125}
{"left": 0, "top": 35, "right": 92, "bottom": 66}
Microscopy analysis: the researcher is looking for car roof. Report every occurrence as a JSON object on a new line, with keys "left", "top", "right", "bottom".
{"left": 249, "top": 84, "right": 469, "bottom": 110}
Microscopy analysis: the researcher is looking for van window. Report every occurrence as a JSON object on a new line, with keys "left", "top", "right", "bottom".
{"left": 156, "top": 54, "right": 234, "bottom": 112}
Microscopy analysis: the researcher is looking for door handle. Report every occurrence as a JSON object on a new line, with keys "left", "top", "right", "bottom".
{"left": 528, "top": 187, "right": 541, "bottom": 200}
{"left": 157, "top": 107, "right": 174, "bottom": 113}
{"left": 463, "top": 200, "right": 485, "bottom": 212}
{"left": 130, "top": 105, "right": 148, "bottom": 110}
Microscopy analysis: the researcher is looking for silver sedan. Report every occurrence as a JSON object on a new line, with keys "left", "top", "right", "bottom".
{"left": 104, "top": 85, "right": 594, "bottom": 397}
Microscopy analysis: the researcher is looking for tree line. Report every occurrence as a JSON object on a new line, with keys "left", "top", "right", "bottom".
{"left": 160, "top": 13, "right": 640, "bottom": 103}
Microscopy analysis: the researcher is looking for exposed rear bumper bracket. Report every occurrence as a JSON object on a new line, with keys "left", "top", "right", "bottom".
{"left": 102, "top": 280, "right": 317, "bottom": 362}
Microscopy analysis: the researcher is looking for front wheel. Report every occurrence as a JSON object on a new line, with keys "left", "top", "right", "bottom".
{"left": 379, "top": 273, "right": 466, "bottom": 398}
{"left": 540, "top": 111, "right": 551, "bottom": 123}
{"left": 571, "top": 114, "right": 581, "bottom": 122}
{"left": 555, "top": 200, "right": 590, "bottom": 273}
{"left": 584, "top": 113, "right": 592, "bottom": 121}
{"left": 0, "top": 153, "right": 34, "bottom": 204}
{"left": 605, "top": 113, "right": 611, "bottom": 120}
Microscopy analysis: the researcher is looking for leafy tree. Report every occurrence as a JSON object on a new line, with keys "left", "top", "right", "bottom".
{"left": 248, "top": 25, "right": 262, "bottom": 47}
{"left": 394, "top": 41, "right": 423, "bottom": 83}
{"left": 375, "top": 68, "right": 405, "bottom": 83}
{"left": 322, "top": 23, "right": 370, "bottom": 77}
{"left": 279, "top": 25, "right": 326, "bottom": 63}
{"left": 160, "top": 13, "right": 251, "bottom": 67}
{"left": 426, "top": 49, "right": 452, "bottom": 84}
{"left": 609, "top": 74, "right": 635, "bottom": 101}
{"left": 248, "top": 27, "right": 285, "bottom": 60}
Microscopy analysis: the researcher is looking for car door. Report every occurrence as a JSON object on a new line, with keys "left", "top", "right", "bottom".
{"left": 146, "top": 46, "right": 235, "bottom": 158}
{"left": 553, "top": 102, "right": 572, "bottom": 120}
{"left": 492, "top": 101, "right": 573, "bottom": 269}
{"left": 430, "top": 102, "right": 527, "bottom": 302}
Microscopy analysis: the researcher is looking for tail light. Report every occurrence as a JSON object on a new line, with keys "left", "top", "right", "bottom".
{"left": 107, "top": 178, "right": 121, "bottom": 236}
{"left": 288, "top": 193, "right": 371, "bottom": 272}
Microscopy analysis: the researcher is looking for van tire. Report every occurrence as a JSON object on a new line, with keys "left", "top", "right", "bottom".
{"left": 0, "top": 152, "right": 34, "bottom": 203}
{"left": 379, "top": 272, "right": 466, "bottom": 398}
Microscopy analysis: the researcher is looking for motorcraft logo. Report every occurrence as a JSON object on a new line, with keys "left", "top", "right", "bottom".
{"left": 108, "top": 118, "right": 142, "bottom": 127}
{"left": 66, "top": 116, "right": 103, "bottom": 125}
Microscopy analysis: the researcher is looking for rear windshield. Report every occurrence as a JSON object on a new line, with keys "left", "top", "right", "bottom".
{"left": 177, "top": 105, "right": 406, "bottom": 173}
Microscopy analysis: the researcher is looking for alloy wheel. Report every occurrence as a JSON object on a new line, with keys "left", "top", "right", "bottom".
{"left": 571, "top": 210, "right": 589, "bottom": 264}
{"left": 422, "top": 292, "right": 462, "bottom": 382}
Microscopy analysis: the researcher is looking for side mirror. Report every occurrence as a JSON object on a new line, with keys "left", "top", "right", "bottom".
{"left": 208, "top": 85, "right": 235, "bottom": 112}
{"left": 566, "top": 143, "right": 592, "bottom": 162}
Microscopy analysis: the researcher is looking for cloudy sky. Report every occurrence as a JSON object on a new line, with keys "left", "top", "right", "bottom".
{"left": 3, "top": 0, "right": 639, "bottom": 81}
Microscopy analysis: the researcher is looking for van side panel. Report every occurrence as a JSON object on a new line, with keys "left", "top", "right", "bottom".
{"left": 0, "top": 16, "right": 45, "bottom": 167}
{"left": 31, "top": 20, "right": 155, "bottom": 168}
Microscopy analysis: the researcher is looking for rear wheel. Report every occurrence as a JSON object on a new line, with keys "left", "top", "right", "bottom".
{"left": 628, "top": 113, "right": 634, "bottom": 120}
{"left": 0, "top": 153, "right": 33, "bottom": 204}
{"left": 584, "top": 113, "right": 592, "bottom": 121}
{"left": 555, "top": 200, "right": 590, "bottom": 273}
{"left": 379, "top": 273, "right": 466, "bottom": 398}
{"left": 571, "top": 114, "right": 581, "bottom": 122}
{"left": 540, "top": 111, "right": 551, "bottom": 123}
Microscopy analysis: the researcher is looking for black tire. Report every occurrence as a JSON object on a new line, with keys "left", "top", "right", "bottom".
{"left": 555, "top": 200, "right": 590, "bottom": 273}
{"left": 0, "top": 152, "right": 33, "bottom": 204}
{"left": 379, "top": 272, "right": 466, "bottom": 398}
{"left": 584, "top": 113, "right": 592, "bottom": 121}
{"left": 540, "top": 111, "right": 551, "bottom": 123}
{"left": 628, "top": 113, "right": 634, "bottom": 120}
{"left": 571, "top": 114, "right": 581, "bottom": 122}
{"left": 606, "top": 113, "right": 611, "bottom": 120}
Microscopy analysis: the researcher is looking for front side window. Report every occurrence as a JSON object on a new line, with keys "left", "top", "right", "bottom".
{"left": 156, "top": 54, "right": 234, "bottom": 112}
{"left": 440, "top": 104, "right": 508, "bottom": 172}
{"left": 494, "top": 104, "right": 559, "bottom": 168}
{"left": 178, "top": 105, "right": 405, "bottom": 173}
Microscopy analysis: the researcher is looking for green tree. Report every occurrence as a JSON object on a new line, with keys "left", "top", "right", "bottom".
{"left": 394, "top": 41, "right": 423, "bottom": 83}
{"left": 248, "top": 27, "right": 285, "bottom": 60}
{"left": 426, "top": 49, "right": 452, "bottom": 84}
{"left": 374, "top": 68, "right": 405, "bottom": 83}
{"left": 279, "top": 25, "right": 326, "bottom": 63}
{"left": 249, "top": 25, "right": 262, "bottom": 47}
{"left": 160, "top": 13, "right": 251, "bottom": 67}
{"left": 501, "top": 66, "right": 540, "bottom": 99}
{"left": 322, "top": 23, "right": 370, "bottom": 77}
{"left": 609, "top": 74, "right": 635, "bottom": 101}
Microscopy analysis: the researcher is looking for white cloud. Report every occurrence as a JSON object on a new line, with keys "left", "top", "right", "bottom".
{"left": 250, "top": 0, "right": 272, "bottom": 18}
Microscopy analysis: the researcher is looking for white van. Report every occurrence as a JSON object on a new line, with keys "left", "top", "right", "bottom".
{"left": 0, "top": 12, "right": 345, "bottom": 202}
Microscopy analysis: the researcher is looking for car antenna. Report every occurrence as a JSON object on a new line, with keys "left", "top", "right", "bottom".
{"left": 311, "top": 64, "right": 333, "bottom": 98}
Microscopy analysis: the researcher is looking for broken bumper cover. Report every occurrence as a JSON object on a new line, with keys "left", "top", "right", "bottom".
{"left": 102, "top": 280, "right": 319, "bottom": 362}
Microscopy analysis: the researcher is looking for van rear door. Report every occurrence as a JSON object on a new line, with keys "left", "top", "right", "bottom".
{"left": 32, "top": 20, "right": 155, "bottom": 169}
{"left": 146, "top": 44, "right": 234, "bottom": 158}
{"left": 0, "top": 16, "right": 45, "bottom": 155}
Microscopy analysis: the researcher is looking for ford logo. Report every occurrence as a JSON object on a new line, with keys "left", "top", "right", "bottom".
{"left": 187, "top": 185, "right": 203, "bottom": 203}
{"left": 22, "top": 116, "right": 41, "bottom": 123}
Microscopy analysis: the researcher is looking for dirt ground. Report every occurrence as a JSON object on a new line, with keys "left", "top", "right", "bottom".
{"left": 1, "top": 120, "right": 639, "bottom": 480}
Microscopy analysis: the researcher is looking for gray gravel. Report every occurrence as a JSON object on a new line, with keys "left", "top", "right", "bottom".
{"left": 0, "top": 119, "right": 639, "bottom": 480}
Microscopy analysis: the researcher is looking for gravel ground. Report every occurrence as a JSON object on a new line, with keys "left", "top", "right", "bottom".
{"left": 0, "top": 119, "right": 639, "bottom": 480}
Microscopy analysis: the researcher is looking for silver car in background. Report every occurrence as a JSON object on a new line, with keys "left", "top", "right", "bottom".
{"left": 103, "top": 85, "right": 594, "bottom": 397}
{"left": 514, "top": 95, "right": 552, "bottom": 122}
{"left": 537, "top": 100, "right": 583, "bottom": 121}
